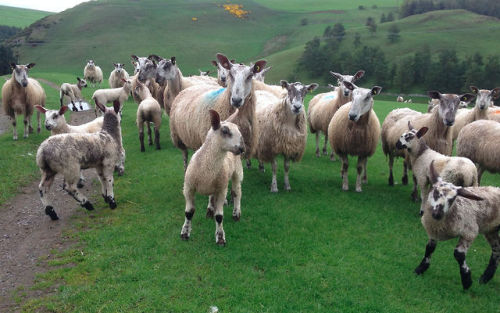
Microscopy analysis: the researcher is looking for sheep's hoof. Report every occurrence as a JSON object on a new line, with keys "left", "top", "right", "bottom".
{"left": 270, "top": 187, "right": 278, "bottom": 193}
{"left": 402, "top": 176, "right": 409, "bottom": 185}
{"left": 109, "top": 200, "right": 117, "bottom": 210}
{"left": 216, "top": 234, "right": 226, "bottom": 246}
{"left": 45, "top": 206, "right": 59, "bottom": 220}
{"left": 148, "top": 141, "right": 153, "bottom": 146}
{"left": 140, "top": 147, "right": 145, "bottom": 152}
{"left": 342, "top": 185, "right": 349, "bottom": 191}
{"left": 284, "top": 185, "right": 291, "bottom": 192}
{"left": 315, "top": 150, "right": 320, "bottom": 157}
{"left": 28, "top": 126, "right": 34, "bottom": 134}
{"left": 13, "top": 136, "right": 18, "bottom": 141}
{"left": 23, "top": 134, "right": 28, "bottom": 139}
{"left": 411, "top": 193, "right": 419, "bottom": 202}
{"left": 82, "top": 201, "right": 94, "bottom": 211}
{"left": 414, "top": 262, "right": 430, "bottom": 275}
{"left": 355, "top": 186, "right": 362, "bottom": 193}
{"left": 479, "top": 272, "right": 494, "bottom": 284}
{"left": 37, "top": 127, "right": 41, "bottom": 134}
{"left": 77, "top": 179, "right": 85, "bottom": 189}
{"left": 461, "top": 271, "right": 473, "bottom": 290}
{"left": 156, "top": 145, "right": 161, "bottom": 150}
{"left": 232, "top": 213, "right": 240, "bottom": 221}
{"left": 322, "top": 149, "right": 328, "bottom": 156}
{"left": 330, "top": 155, "right": 336, "bottom": 162}
{"left": 180, "top": 233, "right": 190, "bottom": 240}
{"left": 258, "top": 165, "right": 265, "bottom": 172}
{"left": 388, "top": 175, "right": 394, "bottom": 186}
{"left": 206, "top": 209, "right": 214, "bottom": 219}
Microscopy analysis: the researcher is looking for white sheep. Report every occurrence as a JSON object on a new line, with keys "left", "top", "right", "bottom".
{"left": 60, "top": 77, "right": 87, "bottom": 111}
{"left": 253, "top": 66, "right": 271, "bottom": 83}
{"left": 415, "top": 160, "right": 500, "bottom": 290}
{"left": 134, "top": 80, "right": 162, "bottom": 151}
{"left": 328, "top": 81, "right": 382, "bottom": 192}
{"left": 37, "top": 101, "right": 124, "bottom": 220}
{"left": 457, "top": 119, "right": 500, "bottom": 184}
{"left": 254, "top": 80, "right": 318, "bottom": 192}
{"left": 83, "top": 60, "right": 103, "bottom": 87}
{"left": 108, "top": 63, "right": 130, "bottom": 88}
{"left": 211, "top": 58, "right": 235, "bottom": 87}
{"left": 180, "top": 110, "right": 245, "bottom": 246}
{"left": 397, "top": 96, "right": 404, "bottom": 102}
{"left": 92, "top": 78, "right": 132, "bottom": 114}
{"left": 1, "top": 63, "right": 46, "bottom": 140}
{"left": 308, "top": 70, "right": 365, "bottom": 159}
{"left": 396, "top": 122, "right": 478, "bottom": 215}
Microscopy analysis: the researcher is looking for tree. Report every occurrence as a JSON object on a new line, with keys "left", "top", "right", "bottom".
{"left": 331, "top": 23, "right": 346, "bottom": 42}
{"left": 380, "top": 13, "right": 387, "bottom": 23}
{"left": 366, "top": 17, "right": 377, "bottom": 36}
{"left": 413, "top": 45, "right": 431, "bottom": 85}
{"left": 323, "top": 26, "right": 332, "bottom": 38}
{"left": 353, "top": 32, "right": 361, "bottom": 48}
{"left": 387, "top": 25, "right": 400, "bottom": 43}
{"left": 0, "top": 45, "right": 17, "bottom": 75}
{"left": 300, "top": 18, "right": 308, "bottom": 26}
{"left": 387, "top": 12, "right": 395, "bottom": 22}
{"left": 358, "top": 5, "right": 365, "bottom": 10}
{"left": 394, "top": 57, "right": 415, "bottom": 92}
{"left": 299, "top": 37, "right": 328, "bottom": 77}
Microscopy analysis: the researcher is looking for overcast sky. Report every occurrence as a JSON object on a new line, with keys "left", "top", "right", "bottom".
{"left": 0, "top": 0, "right": 91, "bottom": 12}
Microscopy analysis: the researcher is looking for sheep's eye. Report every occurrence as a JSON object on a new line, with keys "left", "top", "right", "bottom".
{"left": 247, "top": 75, "right": 253, "bottom": 81}
{"left": 221, "top": 126, "right": 231, "bottom": 136}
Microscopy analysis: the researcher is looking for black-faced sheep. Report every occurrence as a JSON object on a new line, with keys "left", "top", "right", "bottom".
{"left": 415, "top": 161, "right": 500, "bottom": 290}
{"left": 180, "top": 110, "right": 245, "bottom": 246}
{"left": 1, "top": 63, "right": 46, "bottom": 140}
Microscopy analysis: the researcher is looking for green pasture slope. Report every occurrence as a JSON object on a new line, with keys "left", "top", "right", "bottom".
{"left": 1, "top": 69, "right": 499, "bottom": 312}
{"left": 0, "top": 5, "right": 51, "bottom": 27}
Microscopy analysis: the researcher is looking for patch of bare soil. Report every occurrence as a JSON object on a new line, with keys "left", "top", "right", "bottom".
{"left": 0, "top": 110, "right": 100, "bottom": 312}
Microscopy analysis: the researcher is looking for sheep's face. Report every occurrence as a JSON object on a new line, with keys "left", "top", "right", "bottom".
{"left": 138, "top": 59, "right": 156, "bottom": 82}
{"left": 344, "top": 82, "right": 381, "bottom": 122}
{"left": 11, "top": 63, "right": 34, "bottom": 87}
{"left": 43, "top": 107, "right": 68, "bottom": 131}
{"left": 331, "top": 70, "right": 365, "bottom": 97}
{"left": 219, "top": 122, "right": 245, "bottom": 155}
{"left": 427, "top": 181, "right": 459, "bottom": 220}
{"left": 215, "top": 62, "right": 229, "bottom": 87}
{"left": 131, "top": 55, "right": 149, "bottom": 77}
{"left": 77, "top": 77, "right": 87, "bottom": 88}
{"left": 396, "top": 129, "right": 417, "bottom": 151}
{"left": 86, "top": 60, "right": 95, "bottom": 69}
{"left": 113, "top": 63, "right": 124, "bottom": 74}
{"left": 217, "top": 53, "right": 266, "bottom": 108}
{"left": 428, "top": 91, "right": 475, "bottom": 126}
{"left": 281, "top": 81, "right": 318, "bottom": 115}
{"left": 156, "top": 58, "right": 176, "bottom": 84}
{"left": 472, "top": 87, "right": 500, "bottom": 110}
{"left": 134, "top": 82, "right": 150, "bottom": 100}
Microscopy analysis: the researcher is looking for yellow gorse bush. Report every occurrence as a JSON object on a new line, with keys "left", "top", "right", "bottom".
{"left": 222, "top": 3, "right": 249, "bottom": 19}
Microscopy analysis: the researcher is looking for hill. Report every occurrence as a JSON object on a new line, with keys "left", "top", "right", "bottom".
{"left": 0, "top": 5, "right": 51, "bottom": 28}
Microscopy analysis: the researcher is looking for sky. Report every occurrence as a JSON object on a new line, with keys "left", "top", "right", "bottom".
{"left": 0, "top": 0, "right": 91, "bottom": 12}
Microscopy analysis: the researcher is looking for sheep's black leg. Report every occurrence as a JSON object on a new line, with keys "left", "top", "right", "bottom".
{"left": 155, "top": 128, "right": 161, "bottom": 150}
{"left": 454, "top": 240, "right": 473, "bottom": 290}
{"left": 411, "top": 174, "right": 419, "bottom": 203}
{"left": 246, "top": 159, "right": 252, "bottom": 169}
{"left": 64, "top": 181, "right": 94, "bottom": 211}
{"left": 181, "top": 189, "right": 195, "bottom": 240}
{"left": 415, "top": 239, "right": 437, "bottom": 275}
{"left": 402, "top": 159, "right": 409, "bottom": 185}
{"left": 39, "top": 170, "right": 58, "bottom": 220}
{"left": 388, "top": 155, "right": 394, "bottom": 186}
{"left": 139, "top": 122, "right": 145, "bottom": 152}
{"left": 11, "top": 115, "right": 17, "bottom": 140}
{"left": 480, "top": 231, "right": 500, "bottom": 284}
{"left": 315, "top": 133, "right": 320, "bottom": 157}
{"left": 147, "top": 122, "right": 153, "bottom": 146}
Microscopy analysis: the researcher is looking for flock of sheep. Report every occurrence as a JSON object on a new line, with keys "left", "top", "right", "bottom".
{"left": 1, "top": 52, "right": 500, "bottom": 290}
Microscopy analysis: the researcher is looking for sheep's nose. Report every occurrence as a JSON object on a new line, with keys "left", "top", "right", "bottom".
{"left": 396, "top": 141, "right": 404, "bottom": 150}
{"left": 231, "top": 97, "right": 242, "bottom": 107}
{"left": 22, "top": 81, "right": 28, "bottom": 87}
{"left": 432, "top": 211, "right": 443, "bottom": 220}
{"left": 349, "top": 113, "right": 357, "bottom": 121}
{"left": 445, "top": 120, "right": 454, "bottom": 126}
{"left": 221, "top": 77, "right": 226, "bottom": 83}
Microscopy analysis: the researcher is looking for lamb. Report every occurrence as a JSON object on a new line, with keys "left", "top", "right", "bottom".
{"left": 328, "top": 81, "right": 382, "bottom": 192}
{"left": 308, "top": 70, "right": 365, "bottom": 159}
{"left": 457, "top": 120, "right": 500, "bottom": 184}
{"left": 1, "top": 63, "right": 46, "bottom": 140}
{"left": 254, "top": 80, "right": 318, "bottom": 192}
{"left": 134, "top": 80, "right": 162, "bottom": 151}
{"left": 180, "top": 110, "right": 245, "bottom": 246}
{"left": 131, "top": 55, "right": 160, "bottom": 104}
{"left": 35, "top": 105, "right": 103, "bottom": 136}
{"left": 396, "top": 122, "right": 478, "bottom": 215}
{"left": 36, "top": 100, "right": 124, "bottom": 220}
{"left": 59, "top": 77, "right": 87, "bottom": 111}
{"left": 92, "top": 78, "right": 132, "bottom": 114}
{"left": 381, "top": 91, "right": 474, "bottom": 192}
{"left": 170, "top": 53, "right": 267, "bottom": 169}
{"left": 452, "top": 86, "right": 500, "bottom": 141}
{"left": 397, "top": 96, "right": 404, "bottom": 102}
{"left": 253, "top": 66, "right": 271, "bottom": 83}
{"left": 414, "top": 161, "right": 500, "bottom": 290}
{"left": 83, "top": 60, "right": 103, "bottom": 87}
{"left": 108, "top": 63, "right": 130, "bottom": 88}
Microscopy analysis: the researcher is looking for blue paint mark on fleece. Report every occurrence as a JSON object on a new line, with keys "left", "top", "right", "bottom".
{"left": 206, "top": 88, "right": 226, "bottom": 102}
{"left": 324, "top": 94, "right": 336, "bottom": 100}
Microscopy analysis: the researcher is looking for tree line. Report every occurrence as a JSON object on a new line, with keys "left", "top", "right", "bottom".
{"left": 0, "top": 25, "right": 20, "bottom": 75}
{"left": 400, "top": 0, "right": 500, "bottom": 19}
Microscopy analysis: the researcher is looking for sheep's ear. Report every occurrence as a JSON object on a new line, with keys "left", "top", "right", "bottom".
{"left": 327, "top": 84, "right": 335, "bottom": 90}
{"left": 77, "top": 77, "right": 81, "bottom": 82}
{"left": 491, "top": 87, "right": 500, "bottom": 100}
{"left": 230, "top": 59, "right": 235, "bottom": 63}
{"left": 170, "top": 56, "right": 176, "bottom": 65}
{"left": 34, "top": 105, "right": 47, "bottom": 113}
{"left": 457, "top": 188, "right": 484, "bottom": 201}
{"left": 280, "top": 80, "right": 289, "bottom": 89}
{"left": 211, "top": 60, "right": 218, "bottom": 67}
{"left": 253, "top": 60, "right": 267, "bottom": 73}
{"left": 429, "top": 160, "right": 440, "bottom": 184}
{"left": 353, "top": 70, "right": 365, "bottom": 82}
{"left": 408, "top": 120, "right": 415, "bottom": 130}
{"left": 343, "top": 81, "right": 355, "bottom": 91}
{"left": 59, "top": 106, "right": 69, "bottom": 115}
{"left": 470, "top": 86, "right": 479, "bottom": 94}
{"left": 209, "top": 109, "right": 220, "bottom": 130}
{"left": 262, "top": 66, "right": 271, "bottom": 74}
{"left": 113, "top": 63, "right": 117, "bottom": 67}
{"left": 307, "top": 83, "right": 319, "bottom": 92}
{"left": 428, "top": 91, "right": 441, "bottom": 100}
{"left": 26, "top": 63, "right": 35, "bottom": 69}
{"left": 371, "top": 86, "right": 382, "bottom": 95}
{"left": 206, "top": 70, "right": 210, "bottom": 75}
{"left": 131, "top": 55, "right": 138, "bottom": 61}
{"left": 148, "top": 54, "right": 162, "bottom": 62}
{"left": 416, "top": 127, "right": 428, "bottom": 138}
{"left": 330, "top": 71, "right": 342, "bottom": 81}
{"left": 216, "top": 54, "right": 232, "bottom": 70}
{"left": 113, "top": 100, "right": 121, "bottom": 114}
{"left": 10, "top": 63, "right": 17, "bottom": 70}
{"left": 459, "top": 93, "right": 475, "bottom": 103}
{"left": 121, "top": 78, "right": 127, "bottom": 83}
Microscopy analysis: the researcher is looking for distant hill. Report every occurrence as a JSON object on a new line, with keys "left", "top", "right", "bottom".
{"left": 0, "top": 5, "right": 51, "bottom": 28}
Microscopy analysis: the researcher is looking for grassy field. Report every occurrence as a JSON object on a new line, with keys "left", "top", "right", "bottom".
{"left": 1, "top": 70, "right": 499, "bottom": 312}
{"left": 0, "top": 5, "right": 51, "bottom": 27}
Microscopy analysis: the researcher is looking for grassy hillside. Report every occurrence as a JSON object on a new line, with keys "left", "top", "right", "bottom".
{"left": 0, "top": 5, "right": 51, "bottom": 27}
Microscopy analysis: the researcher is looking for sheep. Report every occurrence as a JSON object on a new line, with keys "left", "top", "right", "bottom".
{"left": 328, "top": 81, "right": 382, "bottom": 192}
{"left": 170, "top": 53, "right": 267, "bottom": 170}
{"left": 92, "top": 78, "right": 132, "bottom": 114}
{"left": 427, "top": 98, "right": 440, "bottom": 112}
{"left": 452, "top": 86, "right": 500, "bottom": 141}
{"left": 108, "top": 63, "right": 130, "bottom": 88}
{"left": 381, "top": 91, "right": 475, "bottom": 193}
{"left": 130, "top": 55, "right": 160, "bottom": 104}
{"left": 59, "top": 77, "right": 87, "bottom": 111}
{"left": 253, "top": 66, "right": 271, "bottom": 83}
{"left": 396, "top": 122, "right": 478, "bottom": 215}
{"left": 414, "top": 160, "right": 500, "bottom": 290}
{"left": 199, "top": 69, "right": 210, "bottom": 76}
{"left": 1, "top": 63, "right": 46, "bottom": 140}
{"left": 254, "top": 80, "right": 318, "bottom": 192}
{"left": 397, "top": 96, "right": 404, "bottom": 102}
{"left": 308, "top": 70, "right": 365, "bottom": 159}
{"left": 211, "top": 58, "right": 235, "bottom": 87}
{"left": 35, "top": 105, "right": 103, "bottom": 136}
{"left": 134, "top": 80, "right": 162, "bottom": 151}
{"left": 36, "top": 100, "right": 124, "bottom": 220}
{"left": 488, "top": 106, "right": 500, "bottom": 122}
{"left": 83, "top": 60, "right": 103, "bottom": 87}
{"left": 180, "top": 110, "right": 245, "bottom": 246}
{"left": 457, "top": 120, "right": 500, "bottom": 184}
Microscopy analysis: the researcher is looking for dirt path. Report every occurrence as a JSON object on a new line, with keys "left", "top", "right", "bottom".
{"left": 0, "top": 110, "right": 100, "bottom": 312}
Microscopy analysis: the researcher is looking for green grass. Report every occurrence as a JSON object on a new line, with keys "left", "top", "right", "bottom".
{"left": 1, "top": 74, "right": 499, "bottom": 312}
{"left": 253, "top": 0, "right": 399, "bottom": 12}
{"left": 0, "top": 5, "right": 51, "bottom": 27}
